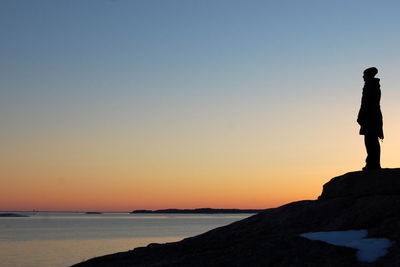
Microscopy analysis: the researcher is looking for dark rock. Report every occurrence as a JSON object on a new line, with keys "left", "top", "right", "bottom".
{"left": 318, "top": 168, "right": 400, "bottom": 200}
{"left": 72, "top": 170, "right": 400, "bottom": 267}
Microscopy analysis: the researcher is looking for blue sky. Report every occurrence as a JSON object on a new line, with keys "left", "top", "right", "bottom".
{"left": 2, "top": 0, "right": 399, "bottom": 132}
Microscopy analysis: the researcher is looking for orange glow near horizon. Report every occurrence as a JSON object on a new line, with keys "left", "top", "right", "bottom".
{"left": 2, "top": 102, "right": 400, "bottom": 212}
{"left": 3, "top": 98, "right": 400, "bottom": 212}
{"left": 0, "top": 142, "right": 377, "bottom": 212}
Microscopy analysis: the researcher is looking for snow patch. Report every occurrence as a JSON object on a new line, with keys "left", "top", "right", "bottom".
{"left": 300, "top": 230, "right": 392, "bottom": 262}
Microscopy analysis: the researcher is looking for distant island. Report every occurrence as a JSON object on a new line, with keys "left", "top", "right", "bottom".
{"left": 0, "top": 213, "right": 29, "bottom": 217}
{"left": 131, "top": 208, "right": 265, "bottom": 214}
{"left": 85, "top": 212, "right": 103, "bottom": 214}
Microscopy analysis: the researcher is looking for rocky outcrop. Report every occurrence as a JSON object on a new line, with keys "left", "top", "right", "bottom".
{"left": 72, "top": 169, "right": 400, "bottom": 267}
{"left": 319, "top": 168, "right": 400, "bottom": 200}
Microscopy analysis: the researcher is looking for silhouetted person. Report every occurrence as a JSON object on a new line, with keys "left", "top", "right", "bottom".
{"left": 357, "top": 67, "right": 384, "bottom": 170}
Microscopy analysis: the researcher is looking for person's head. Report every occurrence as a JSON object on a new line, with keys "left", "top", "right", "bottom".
{"left": 363, "top": 67, "right": 378, "bottom": 81}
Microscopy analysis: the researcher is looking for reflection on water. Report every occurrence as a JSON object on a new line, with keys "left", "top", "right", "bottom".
{"left": 0, "top": 212, "right": 251, "bottom": 267}
{"left": 0, "top": 237, "right": 181, "bottom": 267}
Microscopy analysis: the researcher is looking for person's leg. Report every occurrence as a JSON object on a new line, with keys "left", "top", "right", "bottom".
{"left": 364, "top": 135, "right": 381, "bottom": 169}
{"left": 364, "top": 135, "right": 370, "bottom": 167}
{"left": 375, "top": 136, "right": 381, "bottom": 168}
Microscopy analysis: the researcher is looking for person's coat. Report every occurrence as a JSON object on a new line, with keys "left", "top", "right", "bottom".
{"left": 357, "top": 78, "right": 384, "bottom": 139}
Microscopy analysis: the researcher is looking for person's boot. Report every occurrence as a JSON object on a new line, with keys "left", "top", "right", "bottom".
{"left": 362, "top": 165, "right": 381, "bottom": 171}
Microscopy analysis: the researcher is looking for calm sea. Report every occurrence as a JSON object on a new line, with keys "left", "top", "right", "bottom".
{"left": 0, "top": 212, "right": 251, "bottom": 267}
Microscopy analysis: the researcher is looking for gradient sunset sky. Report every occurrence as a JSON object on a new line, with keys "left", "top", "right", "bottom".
{"left": 1, "top": 0, "right": 400, "bottom": 211}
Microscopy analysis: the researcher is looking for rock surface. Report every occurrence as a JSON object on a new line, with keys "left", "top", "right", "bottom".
{"left": 72, "top": 169, "right": 400, "bottom": 267}
{"left": 319, "top": 168, "right": 400, "bottom": 200}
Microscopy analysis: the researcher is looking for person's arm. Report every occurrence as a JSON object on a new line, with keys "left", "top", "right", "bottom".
{"left": 357, "top": 89, "right": 367, "bottom": 125}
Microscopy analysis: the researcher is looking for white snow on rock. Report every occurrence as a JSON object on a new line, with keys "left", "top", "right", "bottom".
{"left": 300, "top": 230, "right": 392, "bottom": 262}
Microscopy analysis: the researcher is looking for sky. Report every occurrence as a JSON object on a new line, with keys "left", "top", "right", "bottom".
{"left": 1, "top": 0, "right": 400, "bottom": 211}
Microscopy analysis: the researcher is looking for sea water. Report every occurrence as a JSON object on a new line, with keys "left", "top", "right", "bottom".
{"left": 0, "top": 212, "right": 251, "bottom": 267}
